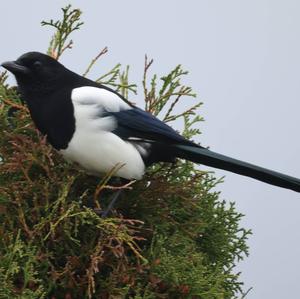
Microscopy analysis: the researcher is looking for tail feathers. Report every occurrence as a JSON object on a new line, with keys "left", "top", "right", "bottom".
{"left": 175, "top": 144, "right": 300, "bottom": 193}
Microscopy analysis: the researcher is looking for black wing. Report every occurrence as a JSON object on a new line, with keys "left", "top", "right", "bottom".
{"left": 105, "top": 107, "right": 198, "bottom": 165}
{"left": 107, "top": 107, "right": 194, "bottom": 145}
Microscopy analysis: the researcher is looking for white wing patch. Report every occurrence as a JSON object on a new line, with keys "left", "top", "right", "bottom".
{"left": 72, "top": 86, "right": 130, "bottom": 112}
{"left": 60, "top": 86, "right": 146, "bottom": 180}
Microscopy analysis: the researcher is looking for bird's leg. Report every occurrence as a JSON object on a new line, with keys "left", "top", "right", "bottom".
{"left": 100, "top": 178, "right": 135, "bottom": 217}
{"left": 101, "top": 189, "right": 123, "bottom": 218}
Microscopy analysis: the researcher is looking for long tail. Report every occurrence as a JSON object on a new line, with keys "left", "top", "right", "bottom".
{"left": 174, "top": 144, "right": 300, "bottom": 193}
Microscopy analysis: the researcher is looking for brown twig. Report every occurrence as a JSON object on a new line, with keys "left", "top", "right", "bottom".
{"left": 143, "top": 55, "right": 154, "bottom": 112}
{"left": 1, "top": 98, "right": 28, "bottom": 112}
{"left": 103, "top": 180, "right": 136, "bottom": 191}
{"left": 83, "top": 47, "right": 108, "bottom": 77}
{"left": 163, "top": 87, "right": 185, "bottom": 121}
{"left": 58, "top": 40, "right": 74, "bottom": 59}
{"left": 93, "top": 163, "right": 126, "bottom": 205}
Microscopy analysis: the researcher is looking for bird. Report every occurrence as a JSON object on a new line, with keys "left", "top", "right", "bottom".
{"left": 2, "top": 51, "right": 300, "bottom": 197}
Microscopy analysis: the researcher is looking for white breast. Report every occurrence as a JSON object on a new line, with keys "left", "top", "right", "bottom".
{"left": 59, "top": 86, "right": 146, "bottom": 180}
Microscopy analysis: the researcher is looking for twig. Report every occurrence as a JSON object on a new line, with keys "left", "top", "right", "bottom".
{"left": 143, "top": 55, "right": 154, "bottom": 110}
{"left": 103, "top": 180, "right": 136, "bottom": 191}
{"left": 59, "top": 40, "right": 74, "bottom": 58}
{"left": 1, "top": 98, "right": 28, "bottom": 112}
{"left": 93, "top": 163, "right": 126, "bottom": 204}
{"left": 83, "top": 47, "right": 108, "bottom": 77}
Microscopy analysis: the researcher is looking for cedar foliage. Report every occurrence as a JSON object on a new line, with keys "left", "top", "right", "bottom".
{"left": 0, "top": 5, "right": 251, "bottom": 299}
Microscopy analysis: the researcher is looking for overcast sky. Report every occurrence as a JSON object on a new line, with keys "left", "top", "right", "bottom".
{"left": 1, "top": 1, "right": 300, "bottom": 298}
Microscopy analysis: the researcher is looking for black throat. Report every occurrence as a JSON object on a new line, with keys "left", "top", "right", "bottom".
{"left": 24, "top": 87, "right": 76, "bottom": 150}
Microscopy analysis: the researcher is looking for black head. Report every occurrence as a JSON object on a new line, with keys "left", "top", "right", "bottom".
{"left": 1, "top": 52, "right": 73, "bottom": 97}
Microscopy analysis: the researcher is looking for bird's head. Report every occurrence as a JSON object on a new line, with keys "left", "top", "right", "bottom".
{"left": 1, "top": 52, "right": 71, "bottom": 97}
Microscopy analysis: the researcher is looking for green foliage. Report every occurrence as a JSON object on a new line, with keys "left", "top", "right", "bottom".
{"left": 0, "top": 232, "right": 45, "bottom": 299}
{"left": 41, "top": 5, "right": 83, "bottom": 59}
{"left": 0, "top": 5, "right": 251, "bottom": 299}
{"left": 84, "top": 47, "right": 137, "bottom": 98}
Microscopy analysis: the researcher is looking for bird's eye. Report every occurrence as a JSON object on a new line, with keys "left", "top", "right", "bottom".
{"left": 33, "top": 61, "right": 42, "bottom": 69}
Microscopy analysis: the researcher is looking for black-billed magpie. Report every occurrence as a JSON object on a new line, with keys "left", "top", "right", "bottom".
{"left": 2, "top": 52, "right": 300, "bottom": 193}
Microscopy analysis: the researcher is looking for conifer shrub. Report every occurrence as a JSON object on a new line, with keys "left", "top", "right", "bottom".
{"left": 0, "top": 5, "right": 251, "bottom": 299}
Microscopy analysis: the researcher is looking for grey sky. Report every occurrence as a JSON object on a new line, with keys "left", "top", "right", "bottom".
{"left": 1, "top": 1, "right": 300, "bottom": 298}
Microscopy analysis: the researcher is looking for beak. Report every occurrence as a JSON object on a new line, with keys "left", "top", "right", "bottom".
{"left": 1, "top": 60, "right": 30, "bottom": 75}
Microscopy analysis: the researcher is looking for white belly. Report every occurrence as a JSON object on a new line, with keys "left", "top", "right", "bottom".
{"left": 60, "top": 129, "right": 146, "bottom": 180}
